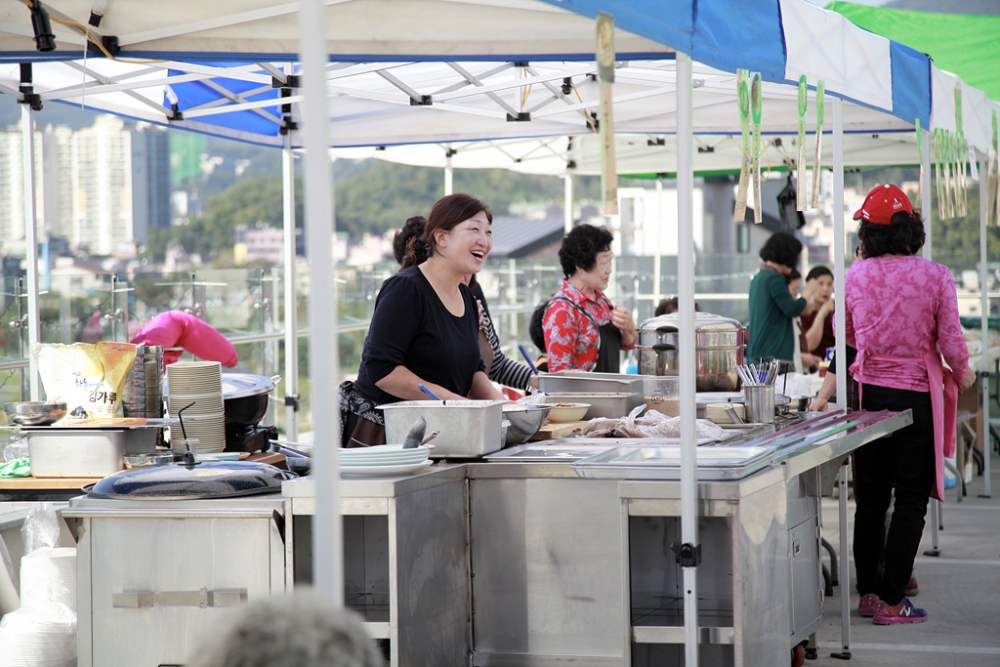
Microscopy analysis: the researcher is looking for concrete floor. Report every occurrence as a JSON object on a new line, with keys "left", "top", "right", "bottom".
{"left": 809, "top": 446, "right": 1000, "bottom": 667}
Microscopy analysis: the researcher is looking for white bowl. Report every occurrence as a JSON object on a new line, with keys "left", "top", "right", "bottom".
{"left": 544, "top": 402, "right": 591, "bottom": 423}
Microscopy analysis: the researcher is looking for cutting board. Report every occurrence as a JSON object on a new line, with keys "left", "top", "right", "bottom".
{"left": 530, "top": 420, "right": 589, "bottom": 441}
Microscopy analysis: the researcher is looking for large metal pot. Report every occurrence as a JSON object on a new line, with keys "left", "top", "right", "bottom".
{"left": 636, "top": 312, "right": 746, "bottom": 392}
{"left": 221, "top": 373, "right": 276, "bottom": 426}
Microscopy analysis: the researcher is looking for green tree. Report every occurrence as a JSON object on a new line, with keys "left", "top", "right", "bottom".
{"left": 168, "top": 176, "right": 304, "bottom": 264}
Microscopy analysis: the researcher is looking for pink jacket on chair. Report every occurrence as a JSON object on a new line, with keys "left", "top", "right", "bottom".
{"left": 130, "top": 310, "right": 239, "bottom": 367}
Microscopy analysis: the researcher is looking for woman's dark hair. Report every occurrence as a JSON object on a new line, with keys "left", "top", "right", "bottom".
{"left": 857, "top": 211, "right": 926, "bottom": 259}
{"left": 529, "top": 300, "right": 548, "bottom": 353}
{"left": 393, "top": 216, "right": 426, "bottom": 266}
{"left": 654, "top": 296, "right": 701, "bottom": 316}
{"left": 759, "top": 232, "right": 803, "bottom": 269}
{"left": 402, "top": 193, "right": 492, "bottom": 269}
{"left": 558, "top": 224, "right": 614, "bottom": 278}
{"left": 804, "top": 265, "right": 832, "bottom": 282}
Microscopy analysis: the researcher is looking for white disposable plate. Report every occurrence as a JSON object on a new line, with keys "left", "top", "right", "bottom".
{"left": 340, "top": 460, "right": 433, "bottom": 476}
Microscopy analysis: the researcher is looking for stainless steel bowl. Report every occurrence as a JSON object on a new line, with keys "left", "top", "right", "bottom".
{"left": 502, "top": 404, "right": 553, "bottom": 445}
{"left": 4, "top": 401, "right": 67, "bottom": 426}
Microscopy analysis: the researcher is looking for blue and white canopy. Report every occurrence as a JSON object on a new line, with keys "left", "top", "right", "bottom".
{"left": 1, "top": 0, "right": 995, "bottom": 157}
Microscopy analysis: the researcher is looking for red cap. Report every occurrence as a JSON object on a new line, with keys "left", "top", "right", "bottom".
{"left": 853, "top": 183, "right": 912, "bottom": 225}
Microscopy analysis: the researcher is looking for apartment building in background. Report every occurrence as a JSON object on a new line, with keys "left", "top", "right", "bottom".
{"left": 0, "top": 114, "right": 170, "bottom": 257}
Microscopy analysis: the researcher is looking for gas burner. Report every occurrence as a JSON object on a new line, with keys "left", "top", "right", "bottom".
{"left": 225, "top": 424, "right": 278, "bottom": 453}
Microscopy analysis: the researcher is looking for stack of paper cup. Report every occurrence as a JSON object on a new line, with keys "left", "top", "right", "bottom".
{"left": 167, "top": 361, "right": 226, "bottom": 454}
{"left": 18, "top": 547, "right": 77, "bottom": 612}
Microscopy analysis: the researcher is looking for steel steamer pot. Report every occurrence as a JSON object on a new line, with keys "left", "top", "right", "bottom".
{"left": 636, "top": 312, "right": 746, "bottom": 392}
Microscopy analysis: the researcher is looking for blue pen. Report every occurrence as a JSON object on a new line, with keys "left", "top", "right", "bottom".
{"left": 417, "top": 384, "right": 442, "bottom": 400}
{"left": 518, "top": 344, "right": 539, "bottom": 374}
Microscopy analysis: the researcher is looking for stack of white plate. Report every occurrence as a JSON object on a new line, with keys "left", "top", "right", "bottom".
{"left": 0, "top": 599, "right": 76, "bottom": 667}
{"left": 338, "top": 445, "right": 432, "bottom": 475}
{"left": 166, "top": 361, "right": 225, "bottom": 453}
{"left": 19, "top": 547, "right": 76, "bottom": 612}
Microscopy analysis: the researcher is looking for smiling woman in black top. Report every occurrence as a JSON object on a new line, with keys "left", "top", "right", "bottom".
{"left": 340, "top": 194, "right": 504, "bottom": 446}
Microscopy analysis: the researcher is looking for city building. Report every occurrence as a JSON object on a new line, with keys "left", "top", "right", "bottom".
{"left": 0, "top": 114, "right": 171, "bottom": 257}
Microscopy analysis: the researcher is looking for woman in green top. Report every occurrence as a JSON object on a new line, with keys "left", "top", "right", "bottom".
{"left": 747, "top": 232, "right": 819, "bottom": 363}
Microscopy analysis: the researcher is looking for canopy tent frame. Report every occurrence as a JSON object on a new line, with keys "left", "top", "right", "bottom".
{"left": 2, "top": 1, "right": 999, "bottom": 661}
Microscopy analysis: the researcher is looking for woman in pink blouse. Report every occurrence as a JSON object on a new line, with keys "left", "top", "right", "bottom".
{"left": 845, "top": 184, "right": 975, "bottom": 625}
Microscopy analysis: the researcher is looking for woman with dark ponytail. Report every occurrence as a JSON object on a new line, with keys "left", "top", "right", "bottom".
{"left": 339, "top": 194, "right": 504, "bottom": 447}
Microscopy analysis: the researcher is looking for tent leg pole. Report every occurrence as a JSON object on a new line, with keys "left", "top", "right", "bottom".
{"left": 21, "top": 102, "right": 41, "bottom": 401}
{"left": 300, "top": 0, "right": 343, "bottom": 606}
{"left": 282, "top": 132, "right": 299, "bottom": 444}
{"left": 980, "top": 157, "right": 992, "bottom": 498}
{"left": 676, "top": 50, "right": 700, "bottom": 667}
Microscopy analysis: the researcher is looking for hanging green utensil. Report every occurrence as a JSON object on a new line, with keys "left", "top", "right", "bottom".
{"left": 796, "top": 75, "right": 807, "bottom": 211}
{"left": 734, "top": 69, "right": 751, "bottom": 221}
{"left": 811, "top": 81, "right": 825, "bottom": 209}
{"left": 751, "top": 72, "right": 763, "bottom": 223}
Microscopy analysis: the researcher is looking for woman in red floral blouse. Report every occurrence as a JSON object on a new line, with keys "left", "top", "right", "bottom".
{"left": 542, "top": 224, "right": 637, "bottom": 372}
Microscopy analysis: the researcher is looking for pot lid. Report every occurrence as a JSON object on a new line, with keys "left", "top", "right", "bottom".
{"left": 639, "top": 311, "right": 742, "bottom": 333}
{"left": 221, "top": 373, "right": 276, "bottom": 400}
{"left": 84, "top": 460, "right": 294, "bottom": 500}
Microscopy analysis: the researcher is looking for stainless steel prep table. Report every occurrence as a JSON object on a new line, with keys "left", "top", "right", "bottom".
{"left": 465, "top": 410, "right": 912, "bottom": 667}
{"left": 60, "top": 411, "right": 910, "bottom": 667}
{"left": 64, "top": 494, "right": 287, "bottom": 667}
{"left": 282, "top": 464, "right": 470, "bottom": 667}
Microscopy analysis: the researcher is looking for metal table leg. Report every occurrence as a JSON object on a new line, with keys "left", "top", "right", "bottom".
{"left": 831, "top": 459, "right": 851, "bottom": 660}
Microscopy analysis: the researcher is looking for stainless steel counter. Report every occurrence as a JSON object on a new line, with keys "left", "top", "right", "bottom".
{"left": 62, "top": 410, "right": 911, "bottom": 667}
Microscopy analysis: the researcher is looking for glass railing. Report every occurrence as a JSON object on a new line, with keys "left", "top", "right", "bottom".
{"left": 2, "top": 254, "right": 994, "bottom": 436}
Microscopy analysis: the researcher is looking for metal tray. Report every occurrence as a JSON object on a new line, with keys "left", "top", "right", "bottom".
{"left": 539, "top": 372, "right": 644, "bottom": 413}
{"left": 381, "top": 399, "right": 505, "bottom": 458}
{"left": 571, "top": 444, "right": 777, "bottom": 481}
{"left": 485, "top": 443, "right": 622, "bottom": 462}
{"left": 542, "top": 392, "right": 635, "bottom": 419}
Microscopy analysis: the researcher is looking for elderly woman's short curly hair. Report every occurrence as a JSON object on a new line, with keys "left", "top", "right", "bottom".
{"left": 185, "top": 589, "right": 384, "bottom": 667}
{"left": 558, "top": 224, "right": 614, "bottom": 278}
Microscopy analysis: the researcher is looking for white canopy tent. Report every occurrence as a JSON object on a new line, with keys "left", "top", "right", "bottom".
{"left": 2, "top": 1, "right": 999, "bottom": 662}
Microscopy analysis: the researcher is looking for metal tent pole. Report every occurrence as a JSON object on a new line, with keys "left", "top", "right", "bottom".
{"left": 563, "top": 173, "right": 574, "bottom": 234}
{"left": 282, "top": 132, "right": 300, "bottom": 444}
{"left": 980, "top": 157, "right": 992, "bottom": 498}
{"left": 922, "top": 129, "right": 932, "bottom": 260}
{"left": 21, "top": 99, "right": 41, "bottom": 400}
{"left": 831, "top": 96, "right": 852, "bottom": 660}
{"left": 300, "top": 0, "right": 342, "bottom": 605}
{"left": 445, "top": 150, "right": 454, "bottom": 196}
{"left": 676, "top": 51, "right": 700, "bottom": 667}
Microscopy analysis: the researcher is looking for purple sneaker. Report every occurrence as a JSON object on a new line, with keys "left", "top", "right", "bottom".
{"left": 873, "top": 598, "right": 928, "bottom": 625}
{"left": 858, "top": 593, "right": 880, "bottom": 617}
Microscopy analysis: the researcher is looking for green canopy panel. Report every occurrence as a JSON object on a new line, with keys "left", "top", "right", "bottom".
{"left": 827, "top": 1, "right": 1000, "bottom": 103}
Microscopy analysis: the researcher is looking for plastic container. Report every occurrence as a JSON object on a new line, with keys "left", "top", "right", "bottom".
{"left": 27, "top": 430, "right": 126, "bottom": 477}
{"left": 642, "top": 376, "right": 680, "bottom": 417}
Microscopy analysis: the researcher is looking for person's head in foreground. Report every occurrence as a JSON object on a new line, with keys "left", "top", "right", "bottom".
{"left": 854, "top": 183, "right": 924, "bottom": 259}
{"left": 185, "top": 589, "right": 384, "bottom": 667}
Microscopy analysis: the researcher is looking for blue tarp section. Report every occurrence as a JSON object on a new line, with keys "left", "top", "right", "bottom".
{"left": 888, "top": 40, "right": 931, "bottom": 128}
{"left": 540, "top": 0, "right": 695, "bottom": 53}
{"left": 693, "top": 0, "right": 786, "bottom": 83}
{"left": 167, "top": 67, "right": 284, "bottom": 138}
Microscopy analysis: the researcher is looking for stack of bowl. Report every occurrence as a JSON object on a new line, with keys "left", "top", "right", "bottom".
{"left": 166, "top": 361, "right": 225, "bottom": 454}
